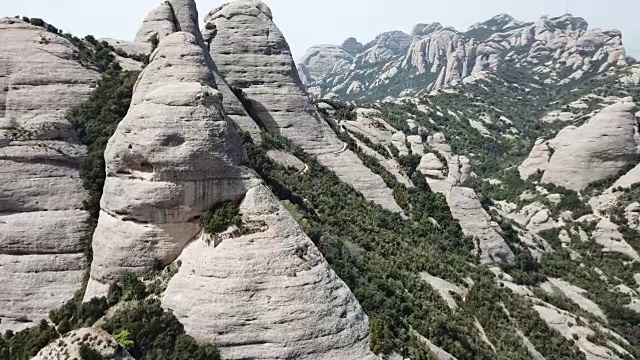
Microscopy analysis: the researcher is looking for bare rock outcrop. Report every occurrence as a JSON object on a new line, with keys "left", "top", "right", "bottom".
{"left": 32, "top": 328, "right": 134, "bottom": 360}
{"left": 84, "top": 31, "right": 257, "bottom": 298}
{"left": 298, "top": 45, "right": 354, "bottom": 84}
{"left": 542, "top": 100, "right": 639, "bottom": 190}
{"left": 0, "top": 18, "right": 100, "bottom": 331}
{"left": 206, "top": 0, "right": 403, "bottom": 212}
{"left": 299, "top": 13, "right": 631, "bottom": 100}
{"left": 135, "top": 1, "right": 176, "bottom": 43}
{"left": 447, "top": 187, "right": 515, "bottom": 263}
{"left": 518, "top": 139, "right": 552, "bottom": 180}
{"left": 205, "top": 0, "right": 342, "bottom": 154}
{"left": 163, "top": 185, "right": 376, "bottom": 360}
{"left": 134, "top": 0, "right": 262, "bottom": 140}
{"left": 86, "top": 27, "right": 376, "bottom": 360}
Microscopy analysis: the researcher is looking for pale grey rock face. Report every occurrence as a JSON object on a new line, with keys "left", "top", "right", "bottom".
{"left": 352, "top": 136, "right": 412, "bottom": 187}
{"left": 300, "top": 13, "right": 630, "bottom": 100}
{"left": 420, "top": 273, "right": 467, "bottom": 310}
{"left": 593, "top": 219, "right": 640, "bottom": 260}
{"left": 0, "top": 18, "right": 99, "bottom": 331}
{"left": 411, "top": 23, "right": 444, "bottom": 37}
{"left": 86, "top": 27, "right": 376, "bottom": 359}
{"left": 534, "top": 304, "right": 624, "bottom": 360}
{"left": 540, "top": 278, "right": 606, "bottom": 321}
{"left": 447, "top": 187, "right": 515, "bottom": 264}
{"left": 85, "top": 32, "right": 257, "bottom": 298}
{"left": 207, "top": 0, "right": 403, "bottom": 212}
{"left": 342, "top": 37, "right": 363, "bottom": 55}
{"left": 163, "top": 185, "right": 377, "bottom": 360}
{"left": 137, "top": 0, "right": 262, "bottom": 140}
{"left": 414, "top": 331, "right": 458, "bottom": 360}
{"left": 266, "top": 149, "right": 306, "bottom": 172}
{"left": 298, "top": 45, "right": 354, "bottom": 84}
{"left": 135, "top": 1, "right": 176, "bottom": 43}
{"left": 32, "top": 328, "right": 135, "bottom": 360}
{"left": 518, "top": 139, "right": 552, "bottom": 180}
{"left": 317, "top": 150, "right": 405, "bottom": 213}
{"left": 417, "top": 153, "right": 449, "bottom": 193}
{"left": 542, "top": 100, "right": 639, "bottom": 191}
{"left": 206, "top": 0, "right": 343, "bottom": 154}
{"left": 427, "top": 132, "right": 453, "bottom": 159}
{"left": 447, "top": 155, "right": 473, "bottom": 187}
{"left": 101, "top": 38, "right": 152, "bottom": 56}
{"left": 356, "top": 31, "right": 412, "bottom": 65}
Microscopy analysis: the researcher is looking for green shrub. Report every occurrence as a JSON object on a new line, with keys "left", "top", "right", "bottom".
{"left": 102, "top": 299, "right": 220, "bottom": 360}
{"left": 68, "top": 70, "right": 139, "bottom": 221}
{"left": 201, "top": 201, "right": 242, "bottom": 235}
{"left": 79, "top": 344, "right": 105, "bottom": 360}
{"left": 0, "top": 320, "right": 58, "bottom": 360}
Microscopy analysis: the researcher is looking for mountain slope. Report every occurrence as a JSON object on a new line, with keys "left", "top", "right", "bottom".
{"left": 1, "top": 2, "right": 639, "bottom": 360}
{"left": 300, "top": 14, "right": 633, "bottom": 102}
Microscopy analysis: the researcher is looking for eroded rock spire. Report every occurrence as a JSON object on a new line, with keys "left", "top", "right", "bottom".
{"left": 86, "top": 21, "right": 377, "bottom": 359}
{"left": 84, "top": 31, "right": 256, "bottom": 298}
{"left": 206, "top": 0, "right": 404, "bottom": 212}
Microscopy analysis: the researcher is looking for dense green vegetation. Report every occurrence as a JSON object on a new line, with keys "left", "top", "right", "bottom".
{"left": 201, "top": 201, "right": 243, "bottom": 234}
{"left": 68, "top": 70, "right": 139, "bottom": 221}
{"left": 7, "top": 13, "right": 640, "bottom": 359}
{"left": 22, "top": 16, "right": 148, "bottom": 69}
{"left": 242, "top": 131, "right": 583, "bottom": 359}
{"left": 0, "top": 275, "right": 218, "bottom": 360}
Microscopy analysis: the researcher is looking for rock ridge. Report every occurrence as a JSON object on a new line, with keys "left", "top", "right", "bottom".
{"left": 85, "top": 11, "right": 378, "bottom": 358}
{"left": 0, "top": 17, "right": 99, "bottom": 332}
{"left": 206, "top": 0, "right": 404, "bottom": 212}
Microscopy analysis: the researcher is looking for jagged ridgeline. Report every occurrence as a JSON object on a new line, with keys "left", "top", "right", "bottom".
{"left": 0, "top": 1, "right": 639, "bottom": 360}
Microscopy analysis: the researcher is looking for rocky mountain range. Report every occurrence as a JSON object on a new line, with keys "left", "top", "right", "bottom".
{"left": 1, "top": 1, "right": 639, "bottom": 360}
{"left": 298, "top": 13, "right": 637, "bottom": 101}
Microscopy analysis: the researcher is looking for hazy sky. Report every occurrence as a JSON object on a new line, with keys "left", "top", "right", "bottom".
{"left": 3, "top": 0, "right": 639, "bottom": 60}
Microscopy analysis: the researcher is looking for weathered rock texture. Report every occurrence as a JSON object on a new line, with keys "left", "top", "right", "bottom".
{"left": 541, "top": 100, "right": 639, "bottom": 190}
{"left": 135, "top": 1, "right": 176, "bottom": 43}
{"left": 447, "top": 187, "right": 515, "bottom": 263}
{"left": 32, "top": 328, "right": 134, "bottom": 360}
{"left": 206, "top": 0, "right": 342, "bottom": 154}
{"left": 0, "top": 18, "right": 99, "bottom": 331}
{"left": 163, "top": 185, "right": 377, "bottom": 360}
{"left": 86, "top": 24, "right": 376, "bottom": 359}
{"left": 299, "top": 14, "right": 631, "bottom": 100}
{"left": 206, "top": 0, "right": 403, "bottom": 212}
{"left": 84, "top": 31, "right": 257, "bottom": 298}
{"left": 134, "top": 0, "right": 262, "bottom": 140}
{"left": 299, "top": 45, "right": 354, "bottom": 84}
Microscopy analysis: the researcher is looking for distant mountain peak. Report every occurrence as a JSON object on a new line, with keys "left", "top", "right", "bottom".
{"left": 298, "top": 12, "right": 630, "bottom": 101}
{"left": 411, "top": 22, "right": 444, "bottom": 36}
{"left": 467, "top": 13, "right": 524, "bottom": 33}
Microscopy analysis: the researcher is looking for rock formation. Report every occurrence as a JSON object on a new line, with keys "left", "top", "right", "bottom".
{"left": 0, "top": 17, "right": 99, "bottom": 331}
{"left": 84, "top": 31, "right": 256, "bottom": 298}
{"left": 447, "top": 187, "right": 515, "bottom": 264}
{"left": 542, "top": 99, "right": 639, "bottom": 190}
{"left": 298, "top": 45, "right": 354, "bottom": 84}
{"left": 205, "top": 0, "right": 403, "bottom": 212}
{"left": 86, "top": 17, "right": 377, "bottom": 358}
{"left": 518, "top": 139, "right": 552, "bottom": 180}
{"left": 163, "top": 185, "right": 376, "bottom": 360}
{"left": 299, "top": 13, "right": 631, "bottom": 100}
{"left": 205, "top": 0, "right": 342, "bottom": 154}
{"left": 135, "top": 1, "right": 176, "bottom": 43}
{"left": 133, "top": 0, "right": 262, "bottom": 140}
{"left": 342, "top": 37, "right": 363, "bottom": 54}
{"left": 32, "top": 328, "right": 135, "bottom": 360}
